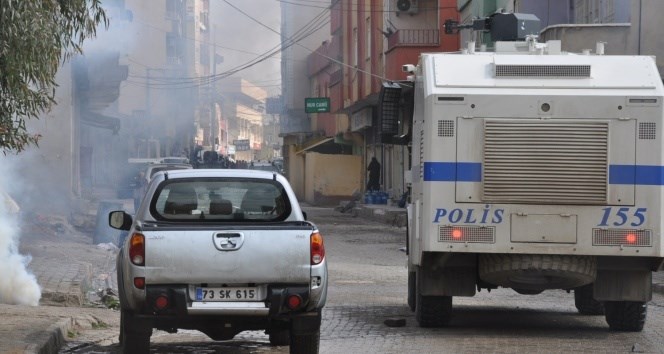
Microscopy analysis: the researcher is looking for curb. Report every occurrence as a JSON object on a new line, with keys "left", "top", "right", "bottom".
{"left": 356, "top": 205, "right": 407, "bottom": 227}
{"left": 26, "top": 318, "right": 72, "bottom": 354}
{"left": 39, "top": 262, "right": 93, "bottom": 308}
{"left": 654, "top": 283, "right": 664, "bottom": 296}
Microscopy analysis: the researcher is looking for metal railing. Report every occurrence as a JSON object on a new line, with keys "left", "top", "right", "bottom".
{"left": 388, "top": 29, "right": 440, "bottom": 50}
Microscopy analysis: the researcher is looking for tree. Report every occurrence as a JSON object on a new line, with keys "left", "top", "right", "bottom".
{"left": 0, "top": 0, "right": 107, "bottom": 154}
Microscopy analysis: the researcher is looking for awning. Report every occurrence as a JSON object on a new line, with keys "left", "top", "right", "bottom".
{"left": 295, "top": 137, "right": 334, "bottom": 155}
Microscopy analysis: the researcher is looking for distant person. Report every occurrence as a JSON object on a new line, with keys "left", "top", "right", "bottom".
{"left": 367, "top": 157, "right": 381, "bottom": 191}
{"left": 133, "top": 171, "right": 148, "bottom": 213}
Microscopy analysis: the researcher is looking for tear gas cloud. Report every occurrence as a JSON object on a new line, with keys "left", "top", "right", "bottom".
{"left": 0, "top": 159, "right": 42, "bottom": 306}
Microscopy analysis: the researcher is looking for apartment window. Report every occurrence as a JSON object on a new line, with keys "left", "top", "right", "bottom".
{"left": 200, "top": 43, "right": 209, "bottom": 66}
{"left": 353, "top": 27, "right": 358, "bottom": 67}
{"left": 166, "top": 0, "right": 177, "bottom": 19}
{"left": 200, "top": 11, "right": 209, "bottom": 31}
{"left": 366, "top": 17, "right": 371, "bottom": 60}
{"left": 574, "top": 0, "right": 619, "bottom": 24}
{"left": 166, "top": 33, "right": 177, "bottom": 59}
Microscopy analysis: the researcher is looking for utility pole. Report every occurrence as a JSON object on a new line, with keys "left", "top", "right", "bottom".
{"left": 209, "top": 25, "right": 217, "bottom": 152}
{"left": 146, "top": 68, "right": 151, "bottom": 158}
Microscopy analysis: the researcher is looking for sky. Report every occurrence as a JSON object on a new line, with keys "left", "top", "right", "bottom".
{"left": 211, "top": 0, "right": 283, "bottom": 95}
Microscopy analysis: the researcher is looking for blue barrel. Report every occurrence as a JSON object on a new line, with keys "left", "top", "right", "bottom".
{"left": 364, "top": 192, "right": 372, "bottom": 204}
{"left": 380, "top": 192, "right": 388, "bottom": 204}
{"left": 93, "top": 200, "right": 127, "bottom": 246}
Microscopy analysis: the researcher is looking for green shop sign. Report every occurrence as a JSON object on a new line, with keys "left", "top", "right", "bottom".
{"left": 305, "top": 97, "right": 330, "bottom": 113}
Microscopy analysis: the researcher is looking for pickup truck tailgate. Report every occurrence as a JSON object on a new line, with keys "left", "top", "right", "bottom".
{"left": 143, "top": 227, "right": 313, "bottom": 284}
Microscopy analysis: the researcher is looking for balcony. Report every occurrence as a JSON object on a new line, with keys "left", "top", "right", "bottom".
{"left": 387, "top": 29, "right": 440, "bottom": 52}
{"left": 329, "top": 68, "right": 342, "bottom": 87}
{"left": 307, "top": 36, "right": 341, "bottom": 76}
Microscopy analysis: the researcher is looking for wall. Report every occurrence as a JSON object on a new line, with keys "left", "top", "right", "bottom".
{"left": 304, "top": 152, "right": 362, "bottom": 205}
{"left": 639, "top": 0, "right": 664, "bottom": 75}
{"left": 540, "top": 24, "right": 634, "bottom": 55}
{"left": 22, "top": 62, "right": 78, "bottom": 211}
{"left": 285, "top": 143, "right": 306, "bottom": 199}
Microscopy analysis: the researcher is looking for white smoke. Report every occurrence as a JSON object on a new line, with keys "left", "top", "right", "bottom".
{"left": 0, "top": 160, "right": 41, "bottom": 306}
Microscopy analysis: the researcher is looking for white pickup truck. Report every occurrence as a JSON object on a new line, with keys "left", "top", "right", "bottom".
{"left": 110, "top": 169, "right": 327, "bottom": 353}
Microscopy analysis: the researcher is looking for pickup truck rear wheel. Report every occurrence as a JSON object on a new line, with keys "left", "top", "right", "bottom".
{"left": 574, "top": 284, "right": 604, "bottom": 315}
{"left": 604, "top": 301, "right": 647, "bottom": 332}
{"left": 120, "top": 309, "right": 152, "bottom": 354}
{"left": 289, "top": 328, "right": 319, "bottom": 354}
{"left": 269, "top": 330, "right": 290, "bottom": 346}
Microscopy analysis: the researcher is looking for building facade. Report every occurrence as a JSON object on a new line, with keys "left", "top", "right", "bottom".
{"left": 283, "top": 0, "right": 460, "bottom": 205}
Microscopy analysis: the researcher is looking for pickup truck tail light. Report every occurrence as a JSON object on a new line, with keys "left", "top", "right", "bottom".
{"left": 287, "top": 294, "right": 302, "bottom": 310}
{"left": 310, "top": 232, "right": 325, "bottom": 265}
{"left": 129, "top": 233, "right": 145, "bottom": 266}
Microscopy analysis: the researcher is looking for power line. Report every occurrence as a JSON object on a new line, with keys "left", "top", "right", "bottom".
{"left": 277, "top": 0, "right": 458, "bottom": 13}
{"left": 120, "top": 1, "right": 332, "bottom": 90}
{"left": 124, "top": 4, "right": 331, "bottom": 89}
{"left": 223, "top": 0, "right": 396, "bottom": 83}
{"left": 133, "top": 17, "right": 284, "bottom": 60}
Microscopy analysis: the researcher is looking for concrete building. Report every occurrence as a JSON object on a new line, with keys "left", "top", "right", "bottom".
{"left": 458, "top": 0, "right": 664, "bottom": 78}
{"left": 217, "top": 78, "right": 267, "bottom": 163}
{"left": 21, "top": 0, "right": 217, "bottom": 207}
{"left": 279, "top": 0, "right": 460, "bottom": 205}
{"left": 21, "top": 0, "right": 131, "bottom": 205}
{"left": 280, "top": 1, "right": 334, "bottom": 200}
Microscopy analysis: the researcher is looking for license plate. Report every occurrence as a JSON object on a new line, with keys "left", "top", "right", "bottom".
{"left": 195, "top": 287, "right": 258, "bottom": 301}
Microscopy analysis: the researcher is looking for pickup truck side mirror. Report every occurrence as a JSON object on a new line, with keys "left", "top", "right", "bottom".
{"left": 109, "top": 210, "right": 133, "bottom": 231}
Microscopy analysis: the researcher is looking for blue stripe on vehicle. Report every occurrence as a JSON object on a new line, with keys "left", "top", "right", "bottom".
{"left": 424, "top": 162, "right": 664, "bottom": 185}
{"left": 423, "top": 162, "right": 482, "bottom": 182}
{"left": 609, "top": 165, "right": 664, "bottom": 185}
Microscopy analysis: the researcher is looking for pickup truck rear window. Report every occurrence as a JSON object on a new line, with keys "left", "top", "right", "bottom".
{"left": 150, "top": 178, "right": 292, "bottom": 222}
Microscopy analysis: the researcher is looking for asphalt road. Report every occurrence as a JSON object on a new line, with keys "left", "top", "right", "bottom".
{"left": 61, "top": 206, "right": 664, "bottom": 353}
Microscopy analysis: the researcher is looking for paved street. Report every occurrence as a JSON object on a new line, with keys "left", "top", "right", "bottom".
{"left": 2, "top": 204, "right": 664, "bottom": 353}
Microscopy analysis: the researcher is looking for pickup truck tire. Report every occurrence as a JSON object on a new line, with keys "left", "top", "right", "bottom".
{"left": 604, "top": 301, "right": 647, "bottom": 332}
{"left": 289, "top": 329, "right": 319, "bottom": 354}
{"left": 574, "top": 284, "right": 604, "bottom": 315}
{"left": 479, "top": 254, "right": 596, "bottom": 290}
{"left": 269, "top": 330, "right": 290, "bottom": 346}
{"left": 120, "top": 309, "right": 152, "bottom": 354}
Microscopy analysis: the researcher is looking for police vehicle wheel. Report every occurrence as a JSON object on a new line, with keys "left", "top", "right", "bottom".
{"left": 415, "top": 269, "right": 452, "bottom": 327}
{"left": 574, "top": 284, "right": 604, "bottom": 315}
{"left": 605, "top": 301, "right": 646, "bottom": 332}
{"left": 407, "top": 271, "right": 416, "bottom": 312}
{"left": 479, "top": 254, "right": 596, "bottom": 290}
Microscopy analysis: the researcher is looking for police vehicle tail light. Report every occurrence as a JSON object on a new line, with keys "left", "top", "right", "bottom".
{"left": 311, "top": 231, "right": 325, "bottom": 265}
{"left": 129, "top": 233, "right": 145, "bottom": 266}
{"left": 438, "top": 226, "right": 495, "bottom": 243}
{"left": 592, "top": 229, "right": 652, "bottom": 247}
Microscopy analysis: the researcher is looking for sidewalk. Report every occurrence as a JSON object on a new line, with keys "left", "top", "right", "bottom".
{"left": 0, "top": 203, "right": 120, "bottom": 354}
{"left": 3, "top": 201, "right": 664, "bottom": 353}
